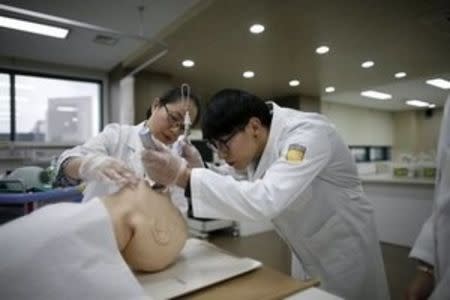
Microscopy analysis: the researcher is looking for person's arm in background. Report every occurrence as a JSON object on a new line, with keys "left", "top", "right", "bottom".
{"left": 405, "top": 214, "right": 436, "bottom": 300}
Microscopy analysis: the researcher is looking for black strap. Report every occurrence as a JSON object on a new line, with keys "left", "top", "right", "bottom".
{"left": 184, "top": 176, "right": 193, "bottom": 217}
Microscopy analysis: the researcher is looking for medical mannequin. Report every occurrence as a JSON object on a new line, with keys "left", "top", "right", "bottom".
{"left": 0, "top": 180, "right": 187, "bottom": 300}
{"left": 103, "top": 180, "right": 188, "bottom": 271}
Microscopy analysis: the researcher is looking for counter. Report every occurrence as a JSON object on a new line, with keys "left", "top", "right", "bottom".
{"left": 361, "top": 173, "right": 434, "bottom": 247}
{"left": 360, "top": 174, "right": 434, "bottom": 185}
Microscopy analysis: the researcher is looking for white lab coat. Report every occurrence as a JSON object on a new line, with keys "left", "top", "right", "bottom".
{"left": 56, "top": 122, "right": 187, "bottom": 213}
{"left": 410, "top": 95, "right": 450, "bottom": 300}
{"left": 0, "top": 198, "right": 150, "bottom": 300}
{"left": 190, "top": 102, "right": 390, "bottom": 300}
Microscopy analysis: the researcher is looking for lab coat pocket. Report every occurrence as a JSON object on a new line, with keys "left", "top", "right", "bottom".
{"left": 305, "top": 214, "right": 364, "bottom": 279}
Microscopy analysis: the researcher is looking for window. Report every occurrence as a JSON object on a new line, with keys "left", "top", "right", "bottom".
{"left": 349, "top": 146, "right": 391, "bottom": 162}
{"left": 350, "top": 147, "right": 369, "bottom": 162}
{"left": 0, "top": 73, "right": 11, "bottom": 140}
{"left": 0, "top": 70, "right": 101, "bottom": 143}
{"left": 370, "top": 147, "right": 390, "bottom": 161}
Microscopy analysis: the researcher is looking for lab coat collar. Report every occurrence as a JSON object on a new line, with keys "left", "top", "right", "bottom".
{"left": 126, "top": 122, "right": 146, "bottom": 153}
{"left": 248, "top": 102, "right": 285, "bottom": 180}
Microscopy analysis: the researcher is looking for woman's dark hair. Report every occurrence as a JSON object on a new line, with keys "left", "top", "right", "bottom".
{"left": 146, "top": 86, "right": 201, "bottom": 126}
{"left": 202, "top": 89, "right": 272, "bottom": 141}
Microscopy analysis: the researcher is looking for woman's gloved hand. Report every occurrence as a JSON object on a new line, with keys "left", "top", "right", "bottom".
{"left": 180, "top": 140, "right": 204, "bottom": 168}
{"left": 141, "top": 141, "right": 188, "bottom": 186}
{"left": 79, "top": 154, "right": 139, "bottom": 186}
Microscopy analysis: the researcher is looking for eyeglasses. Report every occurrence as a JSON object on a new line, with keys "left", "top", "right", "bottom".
{"left": 163, "top": 104, "right": 185, "bottom": 131}
{"left": 207, "top": 125, "right": 245, "bottom": 154}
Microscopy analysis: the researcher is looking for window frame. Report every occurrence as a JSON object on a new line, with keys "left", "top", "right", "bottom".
{"left": 0, "top": 68, "right": 103, "bottom": 142}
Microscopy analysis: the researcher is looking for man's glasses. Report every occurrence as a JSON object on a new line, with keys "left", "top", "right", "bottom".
{"left": 207, "top": 125, "right": 245, "bottom": 154}
{"left": 163, "top": 104, "right": 185, "bottom": 131}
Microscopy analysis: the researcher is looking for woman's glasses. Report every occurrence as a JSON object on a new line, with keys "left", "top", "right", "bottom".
{"left": 163, "top": 104, "right": 185, "bottom": 131}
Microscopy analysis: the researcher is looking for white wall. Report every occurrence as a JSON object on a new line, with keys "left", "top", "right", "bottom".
{"left": 392, "top": 109, "right": 443, "bottom": 160}
{"left": 322, "top": 102, "right": 394, "bottom": 146}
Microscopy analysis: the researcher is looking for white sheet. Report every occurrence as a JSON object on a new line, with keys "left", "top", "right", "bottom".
{"left": 0, "top": 198, "right": 148, "bottom": 300}
{"left": 137, "top": 238, "right": 262, "bottom": 299}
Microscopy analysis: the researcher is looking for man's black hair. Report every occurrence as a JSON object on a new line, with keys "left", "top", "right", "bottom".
{"left": 202, "top": 89, "right": 271, "bottom": 141}
{"left": 146, "top": 86, "right": 201, "bottom": 126}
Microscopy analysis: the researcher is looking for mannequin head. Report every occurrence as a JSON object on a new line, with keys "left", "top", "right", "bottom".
{"left": 102, "top": 180, "right": 188, "bottom": 272}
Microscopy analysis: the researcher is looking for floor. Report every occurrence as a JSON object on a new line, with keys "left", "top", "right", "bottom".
{"left": 209, "top": 230, "right": 416, "bottom": 300}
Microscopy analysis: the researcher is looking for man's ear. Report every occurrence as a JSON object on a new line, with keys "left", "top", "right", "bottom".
{"left": 248, "top": 117, "right": 263, "bottom": 136}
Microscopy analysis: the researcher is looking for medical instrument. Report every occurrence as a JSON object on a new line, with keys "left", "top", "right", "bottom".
{"left": 139, "top": 126, "right": 165, "bottom": 189}
{"left": 139, "top": 126, "right": 158, "bottom": 150}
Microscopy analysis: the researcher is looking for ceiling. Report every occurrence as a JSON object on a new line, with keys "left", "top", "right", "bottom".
{"left": 0, "top": 0, "right": 449, "bottom": 111}
{"left": 144, "top": 0, "right": 450, "bottom": 110}
{"left": 0, "top": 0, "right": 203, "bottom": 71}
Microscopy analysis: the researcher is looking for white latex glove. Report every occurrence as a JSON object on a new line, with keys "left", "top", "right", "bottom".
{"left": 141, "top": 141, "right": 187, "bottom": 186}
{"left": 180, "top": 140, "right": 204, "bottom": 168}
{"left": 79, "top": 154, "right": 139, "bottom": 186}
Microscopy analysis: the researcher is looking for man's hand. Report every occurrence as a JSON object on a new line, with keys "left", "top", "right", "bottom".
{"left": 79, "top": 154, "right": 139, "bottom": 186}
{"left": 404, "top": 269, "right": 434, "bottom": 300}
{"left": 141, "top": 142, "right": 188, "bottom": 187}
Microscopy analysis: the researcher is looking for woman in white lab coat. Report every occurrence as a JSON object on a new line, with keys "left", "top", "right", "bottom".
{"left": 55, "top": 86, "right": 201, "bottom": 212}
{"left": 406, "top": 95, "right": 450, "bottom": 300}
{"left": 141, "top": 89, "right": 390, "bottom": 300}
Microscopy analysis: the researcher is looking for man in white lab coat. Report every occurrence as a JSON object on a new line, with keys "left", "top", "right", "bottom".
{"left": 406, "top": 94, "right": 450, "bottom": 300}
{"left": 142, "top": 89, "right": 390, "bottom": 300}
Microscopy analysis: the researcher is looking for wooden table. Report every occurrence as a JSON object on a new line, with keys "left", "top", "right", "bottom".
{"left": 178, "top": 266, "right": 319, "bottom": 300}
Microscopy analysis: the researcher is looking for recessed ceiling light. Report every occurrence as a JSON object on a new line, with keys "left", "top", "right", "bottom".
{"left": 395, "top": 72, "right": 407, "bottom": 78}
{"left": 428, "top": 104, "right": 436, "bottom": 108}
{"left": 182, "top": 59, "right": 195, "bottom": 68}
{"left": 325, "top": 86, "right": 335, "bottom": 93}
{"left": 289, "top": 80, "right": 300, "bottom": 87}
{"left": 406, "top": 100, "right": 431, "bottom": 107}
{"left": 0, "top": 15, "right": 69, "bottom": 39}
{"left": 361, "top": 61, "right": 375, "bottom": 68}
{"left": 316, "top": 46, "right": 330, "bottom": 54}
{"left": 249, "top": 24, "right": 265, "bottom": 34}
{"left": 426, "top": 78, "right": 450, "bottom": 89}
{"left": 243, "top": 71, "right": 255, "bottom": 78}
{"left": 360, "top": 90, "right": 392, "bottom": 100}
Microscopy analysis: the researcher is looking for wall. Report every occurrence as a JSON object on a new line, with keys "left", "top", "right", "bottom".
{"left": 321, "top": 102, "right": 394, "bottom": 146}
{"left": 134, "top": 72, "right": 173, "bottom": 123}
{"left": 274, "top": 94, "right": 321, "bottom": 112}
{"left": 392, "top": 108, "right": 443, "bottom": 160}
{"left": 322, "top": 101, "right": 443, "bottom": 161}
{"left": 108, "top": 67, "right": 173, "bottom": 124}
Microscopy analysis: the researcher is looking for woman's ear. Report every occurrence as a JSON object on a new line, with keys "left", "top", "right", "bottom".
{"left": 151, "top": 97, "right": 161, "bottom": 112}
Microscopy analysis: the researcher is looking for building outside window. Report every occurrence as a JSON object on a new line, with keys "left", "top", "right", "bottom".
{"left": 0, "top": 71, "right": 101, "bottom": 143}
